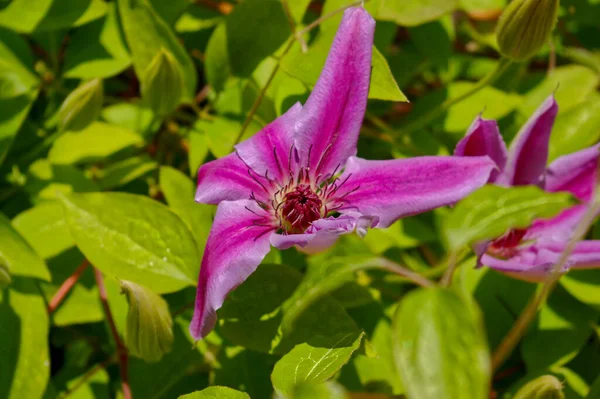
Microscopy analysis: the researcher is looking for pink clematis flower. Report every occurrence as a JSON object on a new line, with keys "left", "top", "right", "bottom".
{"left": 455, "top": 94, "right": 600, "bottom": 282}
{"left": 190, "top": 7, "right": 496, "bottom": 339}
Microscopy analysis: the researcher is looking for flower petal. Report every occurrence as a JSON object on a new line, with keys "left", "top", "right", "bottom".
{"left": 294, "top": 7, "right": 375, "bottom": 178}
{"left": 545, "top": 143, "right": 600, "bottom": 202}
{"left": 195, "top": 153, "right": 270, "bottom": 204}
{"left": 189, "top": 200, "right": 275, "bottom": 340}
{"left": 454, "top": 116, "right": 507, "bottom": 182}
{"left": 482, "top": 240, "right": 600, "bottom": 282}
{"left": 270, "top": 214, "right": 377, "bottom": 254}
{"left": 235, "top": 103, "right": 302, "bottom": 183}
{"left": 526, "top": 205, "right": 588, "bottom": 243}
{"left": 496, "top": 95, "right": 558, "bottom": 187}
{"left": 336, "top": 156, "right": 495, "bottom": 228}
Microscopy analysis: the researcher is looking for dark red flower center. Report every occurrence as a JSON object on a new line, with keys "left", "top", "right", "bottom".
{"left": 279, "top": 185, "right": 324, "bottom": 234}
{"left": 488, "top": 228, "right": 528, "bottom": 258}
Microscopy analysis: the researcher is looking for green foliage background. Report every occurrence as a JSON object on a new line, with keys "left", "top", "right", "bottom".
{"left": 0, "top": 0, "right": 599, "bottom": 398}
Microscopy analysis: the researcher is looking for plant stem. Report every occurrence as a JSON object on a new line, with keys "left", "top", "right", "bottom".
{"left": 48, "top": 260, "right": 89, "bottom": 314}
{"left": 378, "top": 258, "right": 436, "bottom": 288}
{"left": 491, "top": 159, "right": 600, "bottom": 372}
{"left": 396, "top": 57, "right": 513, "bottom": 140}
{"left": 440, "top": 251, "right": 459, "bottom": 287}
{"left": 233, "top": 0, "right": 368, "bottom": 147}
{"left": 94, "top": 268, "right": 132, "bottom": 399}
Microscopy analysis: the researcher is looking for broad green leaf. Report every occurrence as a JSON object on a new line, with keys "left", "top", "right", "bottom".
{"left": 271, "top": 332, "right": 364, "bottom": 397}
{"left": 287, "top": 0, "right": 312, "bottom": 23}
{"left": 101, "top": 102, "right": 156, "bottom": 136}
{"left": 212, "top": 348, "right": 274, "bottom": 398}
{"left": 519, "top": 66, "right": 599, "bottom": 118}
{"left": 282, "top": 256, "right": 399, "bottom": 332}
{"left": 0, "top": 0, "right": 107, "bottom": 33}
{"left": 129, "top": 321, "right": 206, "bottom": 398}
{"left": 188, "top": 130, "right": 209, "bottom": 176}
{"left": 118, "top": 0, "right": 197, "bottom": 100}
{"left": 548, "top": 94, "right": 600, "bottom": 161}
{"left": 459, "top": 0, "right": 506, "bottom": 13}
{"left": 378, "top": 0, "right": 459, "bottom": 27}
{"left": 63, "top": 3, "right": 131, "bottom": 79}
{"left": 204, "top": 0, "right": 290, "bottom": 92}
{"left": 12, "top": 201, "right": 74, "bottom": 259}
{"left": 392, "top": 288, "right": 490, "bottom": 399}
{"left": 25, "top": 160, "right": 100, "bottom": 202}
{"left": 159, "top": 166, "right": 213, "bottom": 256}
{"left": 561, "top": 269, "right": 600, "bottom": 306}
{"left": 58, "top": 192, "right": 199, "bottom": 293}
{"left": 0, "top": 278, "right": 50, "bottom": 399}
{"left": 64, "top": 369, "right": 109, "bottom": 399}
{"left": 522, "top": 286, "right": 599, "bottom": 372}
{"left": 292, "top": 382, "right": 350, "bottom": 399}
{"left": 48, "top": 122, "right": 144, "bottom": 165}
{"left": 179, "top": 387, "right": 249, "bottom": 399}
{"left": 443, "top": 185, "right": 576, "bottom": 251}
{"left": 0, "top": 29, "right": 39, "bottom": 168}
{"left": 0, "top": 212, "right": 50, "bottom": 281}
{"left": 219, "top": 263, "right": 360, "bottom": 354}
{"left": 281, "top": 32, "right": 407, "bottom": 102}
{"left": 96, "top": 155, "right": 157, "bottom": 190}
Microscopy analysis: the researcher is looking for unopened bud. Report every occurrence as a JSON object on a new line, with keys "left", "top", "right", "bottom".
{"left": 58, "top": 79, "right": 103, "bottom": 131}
{"left": 514, "top": 375, "right": 565, "bottom": 399}
{"left": 496, "top": 0, "right": 559, "bottom": 61}
{"left": 141, "top": 49, "right": 183, "bottom": 116}
{"left": 0, "top": 262, "right": 11, "bottom": 288}
{"left": 120, "top": 280, "right": 173, "bottom": 362}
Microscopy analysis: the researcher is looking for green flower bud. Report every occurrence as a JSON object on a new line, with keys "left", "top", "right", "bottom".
{"left": 0, "top": 261, "right": 11, "bottom": 289}
{"left": 496, "top": 0, "right": 560, "bottom": 61}
{"left": 514, "top": 375, "right": 565, "bottom": 399}
{"left": 58, "top": 78, "right": 103, "bottom": 132}
{"left": 141, "top": 49, "right": 183, "bottom": 117}
{"left": 121, "top": 280, "right": 173, "bottom": 362}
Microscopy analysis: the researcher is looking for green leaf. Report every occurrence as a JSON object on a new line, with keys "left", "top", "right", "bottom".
{"left": 63, "top": 3, "right": 131, "bottom": 79}
{"left": 0, "top": 278, "right": 50, "bottom": 399}
{"left": 204, "top": 0, "right": 290, "bottom": 92}
{"left": 443, "top": 185, "right": 576, "bottom": 251}
{"left": 271, "top": 332, "right": 365, "bottom": 397}
{"left": 179, "top": 386, "right": 250, "bottom": 399}
{"left": 25, "top": 160, "right": 100, "bottom": 201}
{"left": 521, "top": 285, "right": 599, "bottom": 372}
{"left": 48, "top": 122, "right": 144, "bottom": 165}
{"left": 118, "top": 0, "right": 197, "bottom": 100}
{"left": 0, "top": 212, "right": 50, "bottom": 281}
{"left": 96, "top": 155, "right": 157, "bottom": 190}
{"left": 459, "top": 0, "right": 506, "bottom": 13}
{"left": 101, "top": 102, "right": 156, "bottom": 136}
{"left": 58, "top": 192, "right": 199, "bottom": 293}
{"left": 281, "top": 256, "right": 397, "bottom": 333}
{"left": 159, "top": 166, "right": 213, "bottom": 256}
{"left": 219, "top": 263, "right": 360, "bottom": 354}
{"left": 0, "top": 0, "right": 107, "bottom": 33}
{"left": 549, "top": 94, "right": 600, "bottom": 162}
{"left": 281, "top": 32, "right": 406, "bottom": 102}
{"left": 292, "top": 382, "right": 350, "bottom": 399}
{"left": 392, "top": 288, "right": 490, "bottom": 399}
{"left": 212, "top": 348, "right": 275, "bottom": 398}
{"left": 378, "top": 0, "right": 459, "bottom": 27}
{"left": 12, "top": 201, "right": 74, "bottom": 259}
{"left": 560, "top": 269, "right": 600, "bottom": 307}
{"left": 519, "top": 65, "right": 599, "bottom": 118}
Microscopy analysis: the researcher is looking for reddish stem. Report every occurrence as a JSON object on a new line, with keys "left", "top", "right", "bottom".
{"left": 93, "top": 268, "right": 132, "bottom": 399}
{"left": 47, "top": 260, "right": 90, "bottom": 314}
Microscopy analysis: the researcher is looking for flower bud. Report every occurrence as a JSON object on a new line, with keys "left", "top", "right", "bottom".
{"left": 141, "top": 49, "right": 183, "bottom": 117}
{"left": 514, "top": 375, "right": 565, "bottom": 399}
{"left": 58, "top": 78, "right": 103, "bottom": 131}
{"left": 120, "top": 280, "right": 173, "bottom": 362}
{"left": 496, "top": 0, "right": 559, "bottom": 61}
{"left": 0, "top": 262, "right": 11, "bottom": 289}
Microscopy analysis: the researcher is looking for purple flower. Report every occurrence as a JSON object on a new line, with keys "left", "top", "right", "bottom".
{"left": 455, "top": 95, "right": 600, "bottom": 282}
{"left": 189, "top": 7, "right": 496, "bottom": 340}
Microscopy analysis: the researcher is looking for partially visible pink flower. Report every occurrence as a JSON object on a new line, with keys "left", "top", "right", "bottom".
{"left": 456, "top": 95, "right": 600, "bottom": 282}
{"left": 190, "top": 7, "right": 495, "bottom": 340}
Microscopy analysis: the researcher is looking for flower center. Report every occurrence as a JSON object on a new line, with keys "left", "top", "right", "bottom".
{"left": 487, "top": 228, "right": 528, "bottom": 258}
{"left": 279, "top": 185, "right": 324, "bottom": 234}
